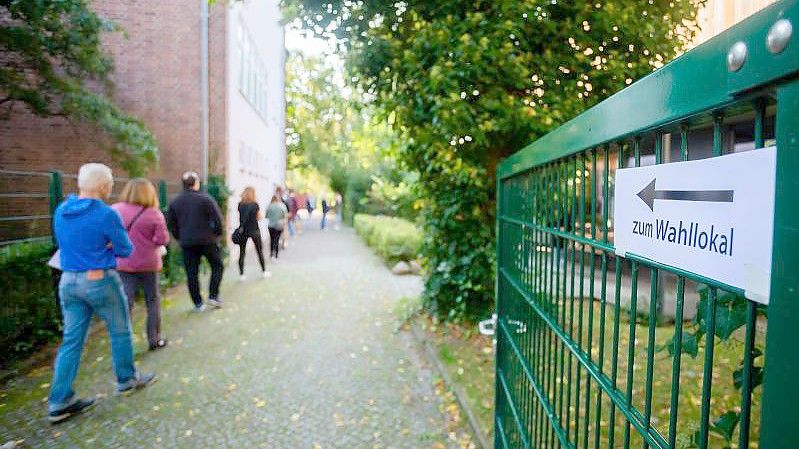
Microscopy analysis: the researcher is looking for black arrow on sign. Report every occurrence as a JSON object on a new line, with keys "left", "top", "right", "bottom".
{"left": 637, "top": 178, "right": 734, "bottom": 211}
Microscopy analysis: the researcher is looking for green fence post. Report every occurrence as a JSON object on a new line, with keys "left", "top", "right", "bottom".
{"left": 157, "top": 180, "right": 172, "bottom": 283}
{"left": 48, "top": 170, "right": 63, "bottom": 246}
{"left": 759, "top": 78, "right": 799, "bottom": 449}
{"left": 158, "top": 180, "right": 168, "bottom": 211}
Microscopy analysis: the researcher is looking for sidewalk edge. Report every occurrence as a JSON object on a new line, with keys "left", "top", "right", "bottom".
{"left": 408, "top": 319, "right": 492, "bottom": 449}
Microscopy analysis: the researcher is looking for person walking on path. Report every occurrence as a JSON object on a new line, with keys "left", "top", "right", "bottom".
{"left": 48, "top": 163, "right": 156, "bottom": 424}
{"left": 113, "top": 178, "right": 170, "bottom": 351}
{"left": 276, "top": 186, "right": 291, "bottom": 249}
{"left": 286, "top": 189, "right": 299, "bottom": 237}
{"left": 266, "top": 194, "right": 288, "bottom": 260}
{"left": 320, "top": 197, "right": 330, "bottom": 230}
{"left": 305, "top": 192, "right": 315, "bottom": 219}
{"left": 237, "top": 186, "right": 268, "bottom": 280}
{"left": 167, "top": 171, "right": 225, "bottom": 311}
{"left": 334, "top": 192, "right": 343, "bottom": 228}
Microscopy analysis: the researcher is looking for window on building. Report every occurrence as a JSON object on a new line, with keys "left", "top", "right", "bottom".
{"left": 238, "top": 18, "right": 268, "bottom": 121}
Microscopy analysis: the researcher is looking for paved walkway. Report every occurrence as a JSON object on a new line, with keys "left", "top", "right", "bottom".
{"left": 0, "top": 222, "right": 468, "bottom": 448}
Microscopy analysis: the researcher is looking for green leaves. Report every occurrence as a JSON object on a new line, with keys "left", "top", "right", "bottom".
{"left": 711, "top": 411, "right": 740, "bottom": 441}
{"left": 284, "top": 0, "right": 703, "bottom": 320}
{"left": 662, "top": 330, "right": 701, "bottom": 358}
{"left": 696, "top": 288, "right": 749, "bottom": 340}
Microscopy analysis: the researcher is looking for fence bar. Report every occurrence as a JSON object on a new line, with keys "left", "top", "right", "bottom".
{"left": 622, "top": 260, "right": 639, "bottom": 449}
{"left": 759, "top": 69, "right": 799, "bottom": 449}
{"left": 698, "top": 288, "right": 718, "bottom": 449}
{"left": 48, "top": 170, "right": 63, "bottom": 246}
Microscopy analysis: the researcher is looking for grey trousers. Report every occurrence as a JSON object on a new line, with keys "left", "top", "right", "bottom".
{"left": 119, "top": 271, "right": 162, "bottom": 347}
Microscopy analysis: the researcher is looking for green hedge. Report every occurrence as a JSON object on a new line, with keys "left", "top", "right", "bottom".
{"left": 0, "top": 241, "right": 60, "bottom": 367}
{"left": 354, "top": 214, "right": 421, "bottom": 263}
{"left": 0, "top": 239, "right": 188, "bottom": 367}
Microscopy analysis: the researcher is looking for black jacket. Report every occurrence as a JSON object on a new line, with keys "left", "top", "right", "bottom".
{"left": 167, "top": 189, "right": 224, "bottom": 246}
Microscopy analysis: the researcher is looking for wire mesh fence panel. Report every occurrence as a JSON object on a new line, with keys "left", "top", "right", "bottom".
{"left": 494, "top": 3, "right": 798, "bottom": 449}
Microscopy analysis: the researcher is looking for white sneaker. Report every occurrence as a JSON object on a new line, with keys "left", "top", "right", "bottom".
{"left": 207, "top": 298, "right": 223, "bottom": 308}
{"left": 239, "top": 275, "right": 246, "bottom": 282}
{"left": 262, "top": 271, "right": 272, "bottom": 279}
{"left": 192, "top": 304, "right": 206, "bottom": 313}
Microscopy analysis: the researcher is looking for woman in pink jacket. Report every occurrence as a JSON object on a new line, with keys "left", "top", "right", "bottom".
{"left": 113, "top": 178, "right": 170, "bottom": 351}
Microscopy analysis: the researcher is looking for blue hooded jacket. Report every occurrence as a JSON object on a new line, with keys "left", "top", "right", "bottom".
{"left": 54, "top": 195, "right": 134, "bottom": 271}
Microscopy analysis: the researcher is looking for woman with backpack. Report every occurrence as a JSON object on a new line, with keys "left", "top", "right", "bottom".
{"left": 235, "top": 186, "right": 268, "bottom": 280}
{"left": 113, "top": 178, "right": 170, "bottom": 351}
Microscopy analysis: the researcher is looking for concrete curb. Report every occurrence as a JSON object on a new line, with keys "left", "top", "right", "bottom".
{"left": 408, "top": 319, "right": 492, "bottom": 449}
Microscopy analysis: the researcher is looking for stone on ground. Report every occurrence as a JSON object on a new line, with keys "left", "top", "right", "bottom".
{"left": 391, "top": 261, "right": 412, "bottom": 275}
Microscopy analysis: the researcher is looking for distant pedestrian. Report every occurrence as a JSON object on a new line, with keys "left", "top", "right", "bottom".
{"left": 167, "top": 172, "right": 225, "bottom": 311}
{"left": 236, "top": 186, "right": 268, "bottom": 280}
{"left": 334, "top": 192, "right": 343, "bottom": 225}
{"left": 305, "top": 192, "right": 315, "bottom": 218}
{"left": 266, "top": 194, "right": 288, "bottom": 260}
{"left": 277, "top": 186, "right": 290, "bottom": 249}
{"left": 320, "top": 197, "right": 330, "bottom": 230}
{"left": 113, "top": 178, "right": 170, "bottom": 351}
{"left": 287, "top": 190, "right": 299, "bottom": 236}
{"left": 48, "top": 163, "right": 156, "bottom": 424}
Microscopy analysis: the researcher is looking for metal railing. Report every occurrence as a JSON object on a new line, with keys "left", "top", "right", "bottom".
{"left": 0, "top": 168, "right": 181, "bottom": 253}
{"left": 494, "top": 2, "right": 798, "bottom": 449}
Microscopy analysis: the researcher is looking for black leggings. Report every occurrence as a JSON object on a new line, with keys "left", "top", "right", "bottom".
{"left": 268, "top": 227, "right": 283, "bottom": 258}
{"left": 238, "top": 234, "right": 266, "bottom": 274}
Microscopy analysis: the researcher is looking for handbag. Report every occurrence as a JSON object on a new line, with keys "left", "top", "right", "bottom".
{"left": 47, "top": 249, "right": 61, "bottom": 270}
{"left": 232, "top": 226, "right": 245, "bottom": 245}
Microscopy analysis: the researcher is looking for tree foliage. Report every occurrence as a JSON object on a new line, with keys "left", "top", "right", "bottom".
{"left": 284, "top": 0, "right": 704, "bottom": 319}
{"left": 0, "top": 0, "right": 157, "bottom": 175}
{"left": 285, "top": 52, "right": 412, "bottom": 222}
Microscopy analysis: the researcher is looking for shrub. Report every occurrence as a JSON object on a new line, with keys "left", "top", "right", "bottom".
{"left": 354, "top": 214, "right": 421, "bottom": 264}
{"left": 0, "top": 241, "right": 60, "bottom": 367}
{"left": 0, "top": 238, "right": 187, "bottom": 366}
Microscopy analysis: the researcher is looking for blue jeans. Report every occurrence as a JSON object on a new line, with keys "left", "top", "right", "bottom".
{"left": 48, "top": 270, "right": 136, "bottom": 412}
{"left": 287, "top": 219, "right": 295, "bottom": 236}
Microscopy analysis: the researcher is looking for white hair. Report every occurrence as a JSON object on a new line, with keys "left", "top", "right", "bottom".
{"left": 78, "top": 163, "right": 114, "bottom": 192}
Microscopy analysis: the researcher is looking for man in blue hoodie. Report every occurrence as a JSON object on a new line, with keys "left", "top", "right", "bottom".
{"left": 48, "top": 163, "right": 156, "bottom": 424}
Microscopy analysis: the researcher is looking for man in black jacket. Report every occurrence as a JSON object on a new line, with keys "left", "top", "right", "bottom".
{"left": 167, "top": 171, "right": 225, "bottom": 311}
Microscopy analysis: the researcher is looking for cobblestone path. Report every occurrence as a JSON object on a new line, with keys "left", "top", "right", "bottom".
{"left": 0, "top": 223, "right": 466, "bottom": 448}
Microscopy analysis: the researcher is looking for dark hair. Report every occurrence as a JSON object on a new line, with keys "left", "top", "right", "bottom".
{"left": 182, "top": 171, "right": 199, "bottom": 190}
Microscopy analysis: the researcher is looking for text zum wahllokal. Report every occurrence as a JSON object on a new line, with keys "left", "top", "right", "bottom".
{"left": 631, "top": 219, "right": 733, "bottom": 256}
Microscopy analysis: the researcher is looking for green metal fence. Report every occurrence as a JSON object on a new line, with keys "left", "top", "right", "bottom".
{"left": 494, "top": 2, "right": 799, "bottom": 449}
{"left": 0, "top": 169, "right": 182, "bottom": 248}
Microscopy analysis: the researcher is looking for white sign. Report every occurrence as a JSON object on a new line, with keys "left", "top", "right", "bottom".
{"left": 613, "top": 147, "right": 776, "bottom": 304}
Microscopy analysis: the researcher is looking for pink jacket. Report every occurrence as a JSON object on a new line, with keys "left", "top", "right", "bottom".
{"left": 112, "top": 202, "right": 170, "bottom": 272}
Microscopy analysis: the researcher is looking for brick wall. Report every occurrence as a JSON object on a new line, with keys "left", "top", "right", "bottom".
{"left": 0, "top": 0, "right": 228, "bottom": 187}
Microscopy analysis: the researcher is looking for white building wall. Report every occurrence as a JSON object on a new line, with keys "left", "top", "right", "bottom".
{"left": 226, "top": 0, "right": 286, "bottom": 237}
{"left": 691, "top": 0, "right": 777, "bottom": 48}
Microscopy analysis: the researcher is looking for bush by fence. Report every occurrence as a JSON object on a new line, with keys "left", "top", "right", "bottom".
{"left": 0, "top": 240, "right": 188, "bottom": 367}
{"left": 353, "top": 214, "right": 421, "bottom": 264}
{"left": 0, "top": 241, "right": 59, "bottom": 367}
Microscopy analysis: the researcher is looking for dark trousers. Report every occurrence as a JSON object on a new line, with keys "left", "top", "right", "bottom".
{"left": 119, "top": 271, "right": 161, "bottom": 347}
{"left": 268, "top": 227, "right": 283, "bottom": 258}
{"left": 238, "top": 233, "right": 265, "bottom": 274}
{"left": 182, "top": 243, "right": 224, "bottom": 306}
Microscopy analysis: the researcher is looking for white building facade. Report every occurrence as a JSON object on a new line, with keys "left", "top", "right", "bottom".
{"left": 225, "top": 0, "right": 287, "bottom": 238}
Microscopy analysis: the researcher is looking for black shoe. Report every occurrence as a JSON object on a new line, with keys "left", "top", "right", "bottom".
{"left": 117, "top": 372, "right": 157, "bottom": 395}
{"left": 48, "top": 397, "right": 95, "bottom": 424}
{"left": 148, "top": 339, "right": 168, "bottom": 351}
